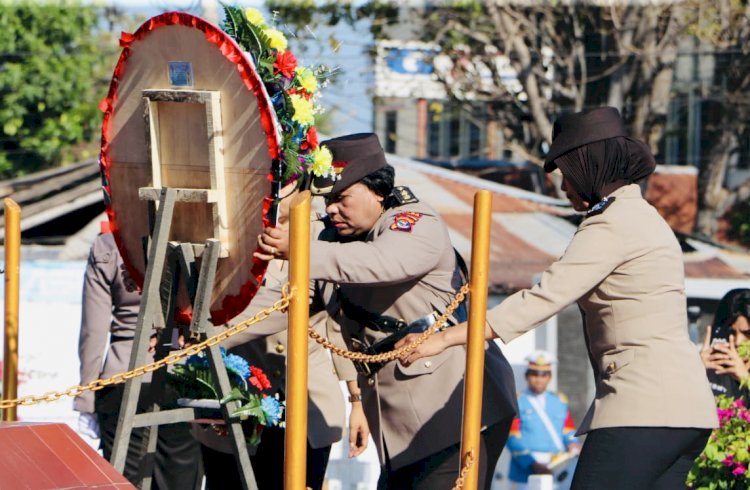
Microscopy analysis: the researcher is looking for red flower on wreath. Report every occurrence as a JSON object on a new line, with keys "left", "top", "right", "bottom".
{"left": 274, "top": 50, "right": 297, "bottom": 78}
{"left": 287, "top": 86, "right": 312, "bottom": 100}
{"left": 249, "top": 366, "right": 272, "bottom": 391}
{"left": 301, "top": 126, "right": 319, "bottom": 151}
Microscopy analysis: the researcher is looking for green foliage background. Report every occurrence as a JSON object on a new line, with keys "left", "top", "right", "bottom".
{"left": 0, "top": 2, "right": 124, "bottom": 178}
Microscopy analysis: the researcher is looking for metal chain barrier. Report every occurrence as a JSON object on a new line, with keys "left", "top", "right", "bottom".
{"left": 2, "top": 280, "right": 478, "bottom": 487}
{"left": 308, "top": 283, "right": 470, "bottom": 363}
{"left": 0, "top": 285, "right": 293, "bottom": 410}
{"left": 452, "top": 450, "right": 476, "bottom": 490}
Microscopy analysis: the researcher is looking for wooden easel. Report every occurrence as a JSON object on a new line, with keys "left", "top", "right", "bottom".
{"left": 110, "top": 89, "right": 259, "bottom": 490}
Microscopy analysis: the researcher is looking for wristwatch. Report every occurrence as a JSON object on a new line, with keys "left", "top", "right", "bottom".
{"left": 348, "top": 394, "right": 362, "bottom": 403}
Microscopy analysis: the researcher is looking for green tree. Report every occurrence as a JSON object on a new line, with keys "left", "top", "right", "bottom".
{"left": 0, "top": 2, "right": 122, "bottom": 178}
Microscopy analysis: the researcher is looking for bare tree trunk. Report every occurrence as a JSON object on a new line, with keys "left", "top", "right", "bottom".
{"left": 696, "top": 129, "right": 737, "bottom": 237}
{"left": 607, "top": 6, "right": 636, "bottom": 110}
{"left": 491, "top": 5, "right": 554, "bottom": 143}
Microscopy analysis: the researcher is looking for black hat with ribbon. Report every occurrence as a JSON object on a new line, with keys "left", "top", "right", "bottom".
{"left": 308, "top": 133, "right": 387, "bottom": 196}
{"left": 544, "top": 107, "right": 629, "bottom": 172}
{"left": 543, "top": 106, "right": 656, "bottom": 205}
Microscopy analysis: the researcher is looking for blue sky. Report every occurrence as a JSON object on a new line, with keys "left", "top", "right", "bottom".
{"left": 97, "top": 0, "right": 373, "bottom": 134}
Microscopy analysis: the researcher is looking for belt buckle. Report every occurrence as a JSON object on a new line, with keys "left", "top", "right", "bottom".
{"left": 354, "top": 360, "right": 373, "bottom": 378}
{"left": 350, "top": 337, "right": 374, "bottom": 378}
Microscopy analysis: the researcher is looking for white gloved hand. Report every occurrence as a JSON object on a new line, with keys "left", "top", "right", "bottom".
{"left": 78, "top": 412, "right": 100, "bottom": 439}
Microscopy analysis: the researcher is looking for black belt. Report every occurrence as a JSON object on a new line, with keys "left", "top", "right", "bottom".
{"left": 110, "top": 334, "right": 133, "bottom": 343}
{"left": 352, "top": 311, "right": 443, "bottom": 378}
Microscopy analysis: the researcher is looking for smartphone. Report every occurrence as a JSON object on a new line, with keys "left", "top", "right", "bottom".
{"left": 710, "top": 323, "right": 732, "bottom": 347}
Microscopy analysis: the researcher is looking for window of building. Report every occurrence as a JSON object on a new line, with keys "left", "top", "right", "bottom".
{"left": 427, "top": 101, "right": 444, "bottom": 158}
{"left": 385, "top": 111, "right": 397, "bottom": 154}
{"left": 425, "top": 100, "right": 486, "bottom": 160}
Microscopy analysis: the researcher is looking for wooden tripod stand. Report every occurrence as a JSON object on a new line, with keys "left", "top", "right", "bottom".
{"left": 110, "top": 188, "right": 258, "bottom": 490}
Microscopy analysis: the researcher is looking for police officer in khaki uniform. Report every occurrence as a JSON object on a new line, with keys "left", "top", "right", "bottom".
{"left": 199, "top": 183, "right": 366, "bottom": 490}
{"left": 260, "top": 133, "right": 518, "bottom": 489}
{"left": 400, "top": 108, "right": 718, "bottom": 489}
{"left": 75, "top": 230, "right": 203, "bottom": 489}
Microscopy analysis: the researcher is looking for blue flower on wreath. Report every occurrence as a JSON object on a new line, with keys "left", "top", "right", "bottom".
{"left": 184, "top": 348, "right": 250, "bottom": 381}
{"left": 186, "top": 353, "right": 208, "bottom": 368}
{"left": 261, "top": 396, "right": 283, "bottom": 426}
{"left": 270, "top": 90, "right": 285, "bottom": 111}
{"left": 223, "top": 351, "right": 250, "bottom": 380}
{"left": 291, "top": 126, "right": 305, "bottom": 145}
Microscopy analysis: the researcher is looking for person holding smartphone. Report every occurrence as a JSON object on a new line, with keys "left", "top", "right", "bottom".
{"left": 700, "top": 288, "right": 750, "bottom": 401}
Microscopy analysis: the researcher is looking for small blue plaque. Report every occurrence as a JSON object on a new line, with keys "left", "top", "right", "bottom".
{"left": 168, "top": 61, "right": 194, "bottom": 87}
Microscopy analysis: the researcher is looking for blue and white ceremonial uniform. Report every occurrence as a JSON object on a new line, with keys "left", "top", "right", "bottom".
{"left": 508, "top": 388, "right": 579, "bottom": 485}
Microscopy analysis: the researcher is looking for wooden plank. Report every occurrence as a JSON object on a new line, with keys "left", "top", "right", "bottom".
{"left": 138, "top": 187, "right": 218, "bottom": 203}
{"left": 111, "top": 188, "right": 177, "bottom": 474}
{"left": 145, "top": 98, "right": 162, "bottom": 189}
{"left": 143, "top": 89, "right": 213, "bottom": 104}
{"left": 197, "top": 240, "right": 257, "bottom": 490}
{"left": 205, "top": 91, "right": 230, "bottom": 256}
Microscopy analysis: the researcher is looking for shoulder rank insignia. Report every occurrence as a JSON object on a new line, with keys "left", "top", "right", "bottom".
{"left": 392, "top": 186, "right": 419, "bottom": 205}
{"left": 586, "top": 196, "right": 616, "bottom": 218}
{"left": 390, "top": 211, "right": 423, "bottom": 232}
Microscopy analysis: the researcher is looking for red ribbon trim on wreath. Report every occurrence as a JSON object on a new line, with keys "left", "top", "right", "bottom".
{"left": 99, "top": 12, "right": 280, "bottom": 325}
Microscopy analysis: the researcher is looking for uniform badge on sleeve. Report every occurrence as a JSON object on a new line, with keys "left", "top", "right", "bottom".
{"left": 390, "top": 212, "right": 423, "bottom": 232}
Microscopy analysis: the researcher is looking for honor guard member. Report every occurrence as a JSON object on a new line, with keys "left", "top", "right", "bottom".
{"left": 507, "top": 351, "right": 580, "bottom": 489}
{"left": 259, "top": 133, "right": 518, "bottom": 490}
{"left": 75, "top": 227, "right": 204, "bottom": 489}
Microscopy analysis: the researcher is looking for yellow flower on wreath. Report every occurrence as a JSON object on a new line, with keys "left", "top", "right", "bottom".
{"left": 244, "top": 8, "right": 265, "bottom": 26}
{"left": 294, "top": 67, "right": 318, "bottom": 94}
{"left": 265, "top": 28, "right": 288, "bottom": 52}
{"left": 290, "top": 94, "right": 315, "bottom": 126}
{"left": 309, "top": 146, "right": 333, "bottom": 177}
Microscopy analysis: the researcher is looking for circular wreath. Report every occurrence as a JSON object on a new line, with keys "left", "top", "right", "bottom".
{"left": 222, "top": 5, "right": 335, "bottom": 182}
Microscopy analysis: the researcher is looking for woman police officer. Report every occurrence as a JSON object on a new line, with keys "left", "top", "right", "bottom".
{"left": 398, "top": 107, "right": 718, "bottom": 489}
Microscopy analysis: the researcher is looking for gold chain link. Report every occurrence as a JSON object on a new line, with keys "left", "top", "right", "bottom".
{"left": 2, "top": 280, "right": 478, "bottom": 488}
{"left": 308, "top": 283, "right": 469, "bottom": 364}
{"left": 1, "top": 282, "right": 469, "bottom": 407}
{"left": 452, "top": 450, "right": 476, "bottom": 490}
{"left": 0, "top": 285, "right": 293, "bottom": 410}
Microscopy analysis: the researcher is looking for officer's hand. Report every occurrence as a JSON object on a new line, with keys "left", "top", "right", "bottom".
{"left": 567, "top": 442, "right": 582, "bottom": 455}
{"left": 254, "top": 225, "right": 290, "bottom": 261}
{"left": 396, "top": 331, "right": 449, "bottom": 367}
{"left": 78, "top": 412, "right": 100, "bottom": 439}
{"left": 148, "top": 334, "right": 158, "bottom": 353}
{"left": 531, "top": 461, "right": 552, "bottom": 474}
{"left": 348, "top": 401, "right": 370, "bottom": 458}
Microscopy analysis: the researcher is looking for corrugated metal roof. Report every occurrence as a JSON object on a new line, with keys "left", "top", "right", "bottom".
{"left": 0, "top": 153, "right": 746, "bottom": 290}
{"left": 390, "top": 155, "right": 749, "bottom": 291}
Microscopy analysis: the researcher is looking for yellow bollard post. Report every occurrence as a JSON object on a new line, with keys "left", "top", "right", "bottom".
{"left": 284, "top": 190, "right": 310, "bottom": 490}
{"left": 3, "top": 198, "right": 21, "bottom": 422}
{"left": 460, "top": 190, "right": 492, "bottom": 489}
